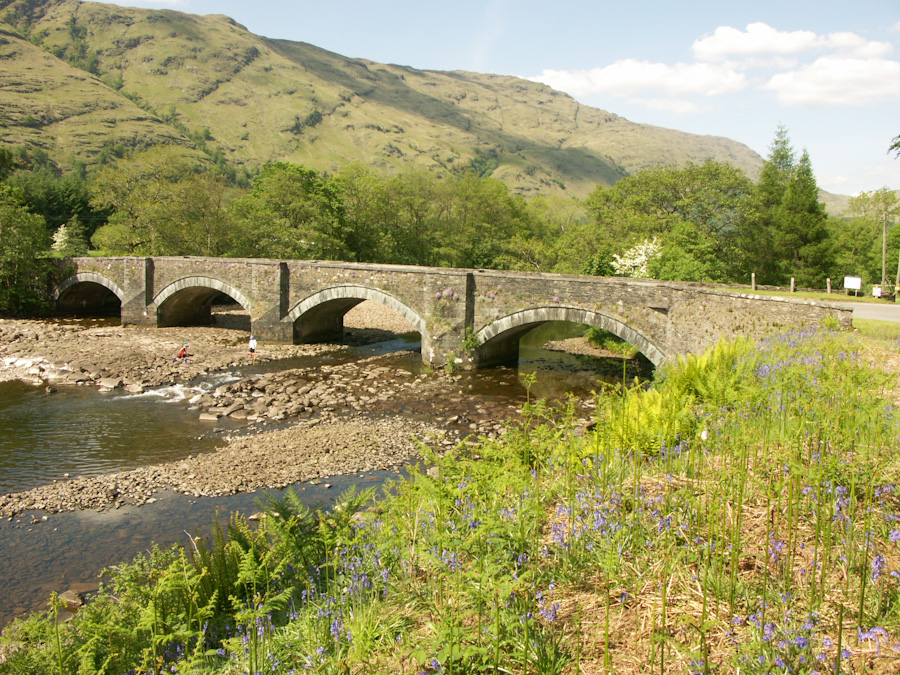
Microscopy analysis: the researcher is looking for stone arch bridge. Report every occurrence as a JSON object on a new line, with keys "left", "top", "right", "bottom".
{"left": 53, "top": 257, "right": 852, "bottom": 369}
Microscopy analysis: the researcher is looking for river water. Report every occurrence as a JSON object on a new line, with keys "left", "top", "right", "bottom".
{"left": 0, "top": 322, "right": 649, "bottom": 628}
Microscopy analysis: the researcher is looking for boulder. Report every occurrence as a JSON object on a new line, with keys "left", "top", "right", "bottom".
{"left": 58, "top": 589, "right": 84, "bottom": 613}
{"left": 98, "top": 377, "right": 122, "bottom": 390}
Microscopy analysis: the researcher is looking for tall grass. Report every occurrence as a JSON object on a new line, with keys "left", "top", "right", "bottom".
{"left": 3, "top": 327, "right": 900, "bottom": 673}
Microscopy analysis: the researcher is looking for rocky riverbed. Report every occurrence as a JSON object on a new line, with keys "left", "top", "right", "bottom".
{"left": 2, "top": 302, "right": 596, "bottom": 520}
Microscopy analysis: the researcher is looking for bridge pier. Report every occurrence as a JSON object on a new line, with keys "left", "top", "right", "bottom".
{"left": 250, "top": 320, "right": 293, "bottom": 344}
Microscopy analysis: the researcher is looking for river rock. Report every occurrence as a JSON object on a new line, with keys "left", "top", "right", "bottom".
{"left": 58, "top": 590, "right": 84, "bottom": 613}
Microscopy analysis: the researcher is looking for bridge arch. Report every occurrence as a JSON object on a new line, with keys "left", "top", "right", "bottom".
{"left": 53, "top": 272, "right": 125, "bottom": 316}
{"left": 474, "top": 306, "right": 667, "bottom": 368}
{"left": 287, "top": 285, "right": 426, "bottom": 344}
{"left": 153, "top": 276, "right": 252, "bottom": 327}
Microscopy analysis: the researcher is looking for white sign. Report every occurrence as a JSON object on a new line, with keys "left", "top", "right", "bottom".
{"left": 844, "top": 276, "right": 862, "bottom": 290}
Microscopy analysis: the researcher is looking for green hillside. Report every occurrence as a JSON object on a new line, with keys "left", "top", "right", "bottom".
{"left": 0, "top": 0, "right": 773, "bottom": 199}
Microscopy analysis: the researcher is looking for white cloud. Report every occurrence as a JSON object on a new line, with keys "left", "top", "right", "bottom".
{"left": 693, "top": 23, "right": 820, "bottom": 61}
{"left": 763, "top": 56, "right": 900, "bottom": 106}
{"left": 531, "top": 59, "right": 746, "bottom": 98}
{"left": 533, "top": 21, "right": 899, "bottom": 117}
{"left": 693, "top": 22, "right": 892, "bottom": 62}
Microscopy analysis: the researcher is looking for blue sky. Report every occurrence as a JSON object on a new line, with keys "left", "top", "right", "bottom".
{"left": 92, "top": 0, "right": 900, "bottom": 196}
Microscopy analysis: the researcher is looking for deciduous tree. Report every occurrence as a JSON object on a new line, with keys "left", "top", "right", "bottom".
{"left": 230, "top": 162, "right": 345, "bottom": 260}
{"left": 0, "top": 186, "right": 51, "bottom": 315}
{"left": 90, "top": 147, "right": 234, "bottom": 256}
{"left": 847, "top": 187, "right": 900, "bottom": 292}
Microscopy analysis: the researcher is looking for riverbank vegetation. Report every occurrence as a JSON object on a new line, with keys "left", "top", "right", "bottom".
{"left": 2, "top": 126, "right": 898, "bottom": 316}
{"left": 3, "top": 326, "right": 899, "bottom": 673}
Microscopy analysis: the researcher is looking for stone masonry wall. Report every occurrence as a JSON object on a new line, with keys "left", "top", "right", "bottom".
{"left": 57, "top": 258, "right": 854, "bottom": 367}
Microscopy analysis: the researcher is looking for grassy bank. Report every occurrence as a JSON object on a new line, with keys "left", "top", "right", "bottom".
{"left": 3, "top": 328, "right": 900, "bottom": 674}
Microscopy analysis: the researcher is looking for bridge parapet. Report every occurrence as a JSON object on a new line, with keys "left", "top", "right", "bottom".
{"left": 54, "top": 257, "right": 853, "bottom": 368}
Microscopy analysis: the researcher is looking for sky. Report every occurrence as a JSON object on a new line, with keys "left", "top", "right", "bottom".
{"left": 90, "top": 0, "right": 900, "bottom": 196}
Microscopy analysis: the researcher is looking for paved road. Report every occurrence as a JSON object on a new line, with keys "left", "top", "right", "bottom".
{"left": 847, "top": 302, "right": 900, "bottom": 323}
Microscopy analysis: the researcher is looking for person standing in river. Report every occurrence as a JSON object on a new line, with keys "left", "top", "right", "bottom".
{"left": 249, "top": 335, "right": 257, "bottom": 361}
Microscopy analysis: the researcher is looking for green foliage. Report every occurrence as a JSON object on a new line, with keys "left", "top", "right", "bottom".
{"left": 5, "top": 328, "right": 900, "bottom": 672}
{"left": 846, "top": 187, "right": 900, "bottom": 290}
{"left": 744, "top": 127, "right": 832, "bottom": 287}
{"left": 583, "top": 326, "right": 638, "bottom": 357}
{"left": 597, "top": 385, "right": 697, "bottom": 457}
{"left": 0, "top": 147, "right": 17, "bottom": 182}
{"left": 774, "top": 151, "right": 832, "bottom": 287}
{"left": 455, "top": 146, "right": 500, "bottom": 179}
{"left": 230, "top": 162, "right": 346, "bottom": 260}
{"left": 61, "top": 16, "right": 100, "bottom": 76}
{"left": 659, "top": 337, "right": 757, "bottom": 407}
{"left": 578, "top": 160, "right": 756, "bottom": 282}
{"left": 0, "top": 185, "right": 52, "bottom": 315}
{"left": 51, "top": 214, "right": 89, "bottom": 257}
{"left": 89, "top": 146, "right": 235, "bottom": 256}
{"left": 649, "top": 221, "right": 728, "bottom": 282}
{"left": 7, "top": 168, "right": 107, "bottom": 241}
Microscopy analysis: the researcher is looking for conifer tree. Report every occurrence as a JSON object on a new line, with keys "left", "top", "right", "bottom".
{"left": 745, "top": 127, "right": 831, "bottom": 287}
{"left": 775, "top": 150, "right": 831, "bottom": 287}
{"left": 745, "top": 126, "right": 795, "bottom": 284}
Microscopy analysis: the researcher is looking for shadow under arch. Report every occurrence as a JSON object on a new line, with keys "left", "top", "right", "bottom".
{"left": 286, "top": 285, "right": 426, "bottom": 344}
{"left": 153, "top": 276, "right": 252, "bottom": 327}
{"left": 474, "top": 305, "right": 667, "bottom": 368}
{"left": 53, "top": 272, "right": 125, "bottom": 317}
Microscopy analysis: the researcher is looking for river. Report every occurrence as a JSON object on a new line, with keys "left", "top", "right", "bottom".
{"left": 0, "top": 321, "right": 650, "bottom": 628}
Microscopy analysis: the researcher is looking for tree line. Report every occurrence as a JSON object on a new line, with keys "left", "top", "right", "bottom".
{"left": 1, "top": 126, "right": 898, "bottom": 315}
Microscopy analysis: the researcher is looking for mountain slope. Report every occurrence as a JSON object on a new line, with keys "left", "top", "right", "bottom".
{"left": 0, "top": 20, "right": 201, "bottom": 166}
{"left": 0, "top": 0, "right": 766, "bottom": 198}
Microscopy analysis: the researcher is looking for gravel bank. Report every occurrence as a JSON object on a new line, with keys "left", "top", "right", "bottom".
{"left": 0, "top": 416, "right": 441, "bottom": 519}
{"left": 0, "top": 302, "right": 506, "bottom": 519}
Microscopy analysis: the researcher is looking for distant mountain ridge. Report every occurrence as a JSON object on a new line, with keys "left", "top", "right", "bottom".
{"left": 0, "top": 0, "right": 817, "bottom": 203}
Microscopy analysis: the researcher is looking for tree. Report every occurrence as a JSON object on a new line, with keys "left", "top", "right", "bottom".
{"left": 230, "top": 162, "right": 345, "bottom": 260}
{"left": 745, "top": 127, "right": 831, "bottom": 287}
{"left": 582, "top": 161, "right": 756, "bottom": 281}
{"left": 649, "top": 221, "right": 727, "bottom": 282}
{"left": 0, "top": 148, "right": 16, "bottom": 182}
{"left": 612, "top": 238, "right": 661, "bottom": 278}
{"left": 90, "top": 147, "right": 234, "bottom": 256}
{"left": 382, "top": 171, "right": 441, "bottom": 266}
{"left": 432, "top": 172, "right": 528, "bottom": 269}
{"left": 0, "top": 186, "right": 52, "bottom": 315}
{"left": 51, "top": 214, "right": 89, "bottom": 257}
{"left": 847, "top": 187, "right": 900, "bottom": 292}
{"left": 890, "top": 134, "right": 900, "bottom": 157}
{"left": 773, "top": 150, "right": 832, "bottom": 287}
{"left": 828, "top": 215, "right": 878, "bottom": 286}
{"left": 333, "top": 163, "right": 393, "bottom": 263}
{"left": 7, "top": 168, "right": 107, "bottom": 242}
{"left": 744, "top": 125, "right": 795, "bottom": 284}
